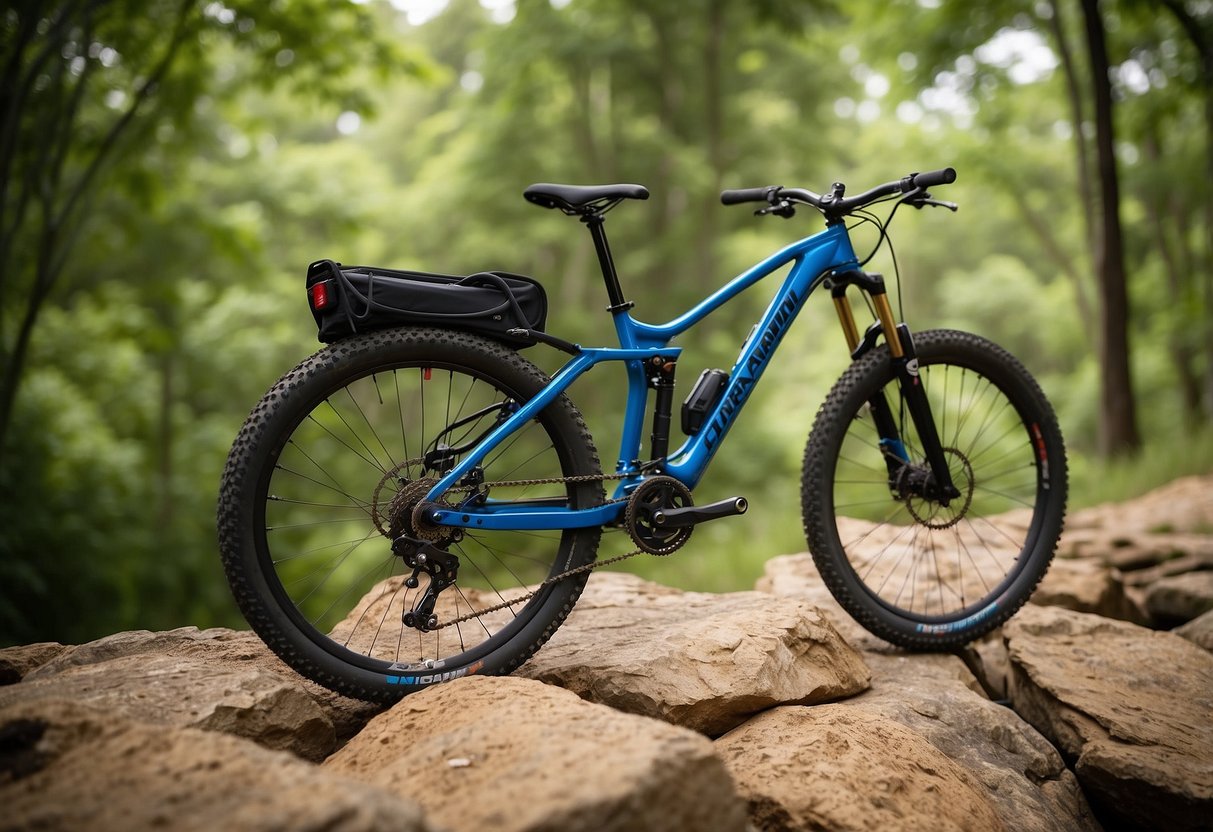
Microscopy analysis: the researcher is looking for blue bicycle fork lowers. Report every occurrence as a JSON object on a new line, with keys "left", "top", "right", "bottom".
{"left": 419, "top": 219, "right": 881, "bottom": 533}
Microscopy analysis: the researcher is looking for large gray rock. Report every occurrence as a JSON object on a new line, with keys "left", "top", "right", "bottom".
{"left": 1005, "top": 605, "right": 1213, "bottom": 832}
{"left": 26, "top": 626, "right": 380, "bottom": 742}
{"left": 716, "top": 705, "right": 1006, "bottom": 832}
{"left": 851, "top": 652, "right": 1102, "bottom": 832}
{"left": 0, "top": 699, "right": 432, "bottom": 832}
{"left": 1143, "top": 570, "right": 1213, "bottom": 624}
{"left": 324, "top": 675, "right": 748, "bottom": 832}
{"left": 516, "top": 571, "right": 870, "bottom": 735}
{"left": 0, "top": 651, "right": 336, "bottom": 761}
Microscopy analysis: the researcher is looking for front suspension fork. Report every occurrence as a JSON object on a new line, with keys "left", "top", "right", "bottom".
{"left": 829, "top": 270, "right": 959, "bottom": 502}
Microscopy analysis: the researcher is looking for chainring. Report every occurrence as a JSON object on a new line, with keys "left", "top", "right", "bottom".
{"left": 625, "top": 475, "right": 694, "bottom": 555}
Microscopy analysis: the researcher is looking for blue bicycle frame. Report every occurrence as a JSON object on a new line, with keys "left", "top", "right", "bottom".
{"left": 423, "top": 222, "right": 862, "bottom": 531}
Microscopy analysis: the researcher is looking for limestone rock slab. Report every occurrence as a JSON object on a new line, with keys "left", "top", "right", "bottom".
{"left": 0, "top": 642, "right": 66, "bottom": 685}
{"left": 1143, "top": 570, "right": 1213, "bottom": 624}
{"left": 1033, "top": 557, "right": 1147, "bottom": 623}
{"left": 1005, "top": 604, "right": 1213, "bottom": 832}
{"left": 853, "top": 653, "right": 1101, "bottom": 832}
{"left": 517, "top": 571, "right": 870, "bottom": 735}
{"left": 26, "top": 626, "right": 380, "bottom": 741}
{"left": 1175, "top": 608, "right": 1213, "bottom": 651}
{"left": 1063, "top": 475, "right": 1213, "bottom": 537}
{"left": 1, "top": 652, "right": 335, "bottom": 761}
{"left": 756, "top": 552, "right": 870, "bottom": 645}
{"left": 324, "top": 675, "right": 747, "bottom": 832}
{"left": 0, "top": 699, "right": 432, "bottom": 832}
{"left": 715, "top": 705, "right": 1005, "bottom": 832}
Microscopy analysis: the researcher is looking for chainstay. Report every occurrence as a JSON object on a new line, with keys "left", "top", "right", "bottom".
{"left": 372, "top": 457, "right": 632, "bottom": 538}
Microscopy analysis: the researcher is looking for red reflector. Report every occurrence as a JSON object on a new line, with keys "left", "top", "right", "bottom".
{"left": 310, "top": 281, "right": 330, "bottom": 310}
{"left": 423, "top": 367, "right": 432, "bottom": 381}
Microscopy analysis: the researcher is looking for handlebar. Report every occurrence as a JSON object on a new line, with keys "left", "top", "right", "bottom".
{"left": 910, "top": 167, "right": 957, "bottom": 189}
{"left": 721, "top": 167, "right": 957, "bottom": 219}
{"left": 720, "top": 186, "right": 780, "bottom": 205}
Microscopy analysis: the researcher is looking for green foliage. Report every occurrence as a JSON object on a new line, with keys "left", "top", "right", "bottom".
{"left": 2, "top": 0, "right": 1211, "bottom": 641}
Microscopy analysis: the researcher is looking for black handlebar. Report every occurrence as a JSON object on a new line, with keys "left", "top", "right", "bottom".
{"left": 720, "top": 186, "right": 780, "bottom": 205}
{"left": 909, "top": 167, "right": 956, "bottom": 189}
{"left": 720, "top": 167, "right": 957, "bottom": 218}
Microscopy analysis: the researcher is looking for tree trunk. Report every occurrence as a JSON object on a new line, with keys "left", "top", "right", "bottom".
{"left": 1159, "top": 0, "right": 1213, "bottom": 419}
{"left": 1080, "top": 0, "right": 1141, "bottom": 455}
{"left": 1044, "top": 0, "right": 1097, "bottom": 334}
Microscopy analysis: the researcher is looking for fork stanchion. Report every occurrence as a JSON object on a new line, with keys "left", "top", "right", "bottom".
{"left": 832, "top": 293, "right": 861, "bottom": 353}
{"left": 871, "top": 293, "right": 905, "bottom": 358}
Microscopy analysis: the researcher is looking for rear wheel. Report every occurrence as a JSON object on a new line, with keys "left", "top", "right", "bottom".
{"left": 801, "top": 329, "right": 1066, "bottom": 648}
{"left": 218, "top": 327, "right": 602, "bottom": 701}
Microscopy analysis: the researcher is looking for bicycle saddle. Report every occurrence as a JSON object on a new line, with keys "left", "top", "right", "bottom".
{"left": 523, "top": 183, "right": 649, "bottom": 213}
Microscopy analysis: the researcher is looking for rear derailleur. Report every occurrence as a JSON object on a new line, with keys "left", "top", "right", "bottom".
{"left": 391, "top": 535, "right": 460, "bottom": 633}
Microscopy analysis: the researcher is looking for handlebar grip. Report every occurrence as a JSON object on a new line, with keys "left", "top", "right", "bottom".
{"left": 910, "top": 168, "right": 957, "bottom": 189}
{"left": 721, "top": 186, "right": 778, "bottom": 205}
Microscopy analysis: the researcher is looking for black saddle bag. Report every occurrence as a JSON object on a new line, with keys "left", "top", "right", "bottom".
{"left": 305, "top": 259, "right": 547, "bottom": 347}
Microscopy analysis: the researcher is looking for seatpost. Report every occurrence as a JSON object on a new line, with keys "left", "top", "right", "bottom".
{"left": 581, "top": 213, "right": 634, "bottom": 313}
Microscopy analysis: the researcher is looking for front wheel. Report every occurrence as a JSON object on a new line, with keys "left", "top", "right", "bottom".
{"left": 801, "top": 329, "right": 1067, "bottom": 649}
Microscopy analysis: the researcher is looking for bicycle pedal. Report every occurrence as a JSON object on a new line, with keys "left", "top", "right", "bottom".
{"left": 652, "top": 496, "right": 748, "bottom": 529}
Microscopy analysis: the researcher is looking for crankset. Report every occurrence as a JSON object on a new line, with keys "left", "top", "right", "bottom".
{"left": 625, "top": 475, "right": 694, "bottom": 555}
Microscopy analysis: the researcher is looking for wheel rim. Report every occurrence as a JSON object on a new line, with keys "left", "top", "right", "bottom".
{"left": 830, "top": 357, "right": 1048, "bottom": 623}
{"left": 253, "top": 360, "right": 588, "bottom": 673}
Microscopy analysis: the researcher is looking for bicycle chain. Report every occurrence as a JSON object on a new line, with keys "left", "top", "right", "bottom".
{"left": 433, "top": 543, "right": 645, "bottom": 629}
{"left": 370, "top": 462, "right": 648, "bottom": 630}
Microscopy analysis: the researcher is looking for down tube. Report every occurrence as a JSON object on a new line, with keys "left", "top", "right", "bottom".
{"left": 663, "top": 257, "right": 832, "bottom": 488}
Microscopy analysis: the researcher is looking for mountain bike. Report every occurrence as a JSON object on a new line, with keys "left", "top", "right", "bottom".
{"left": 217, "top": 167, "right": 1067, "bottom": 702}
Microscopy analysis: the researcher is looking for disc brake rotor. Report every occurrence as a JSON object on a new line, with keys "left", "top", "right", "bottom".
{"left": 902, "top": 447, "right": 975, "bottom": 530}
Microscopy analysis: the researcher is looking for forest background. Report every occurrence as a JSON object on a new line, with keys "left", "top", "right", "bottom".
{"left": 2, "top": 0, "right": 1212, "bottom": 646}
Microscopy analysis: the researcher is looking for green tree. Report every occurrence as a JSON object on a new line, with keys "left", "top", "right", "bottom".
{"left": 0, "top": 0, "right": 414, "bottom": 463}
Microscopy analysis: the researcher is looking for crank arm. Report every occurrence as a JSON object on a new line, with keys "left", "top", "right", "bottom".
{"left": 652, "top": 496, "right": 748, "bottom": 528}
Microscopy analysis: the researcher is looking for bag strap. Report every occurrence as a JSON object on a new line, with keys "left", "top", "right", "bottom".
{"left": 459, "top": 272, "right": 536, "bottom": 329}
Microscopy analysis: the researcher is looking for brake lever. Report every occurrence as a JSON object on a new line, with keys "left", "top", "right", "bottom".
{"left": 755, "top": 199, "right": 797, "bottom": 218}
{"left": 907, "top": 195, "right": 959, "bottom": 212}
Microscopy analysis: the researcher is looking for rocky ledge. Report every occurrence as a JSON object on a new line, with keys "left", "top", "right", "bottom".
{"left": 2, "top": 475, "right": 1211, "bottom": 831}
